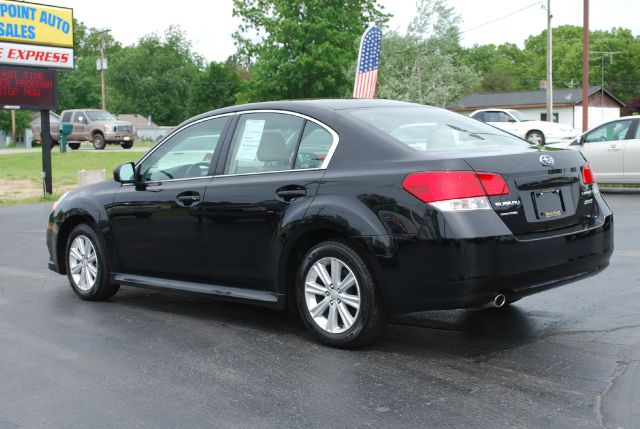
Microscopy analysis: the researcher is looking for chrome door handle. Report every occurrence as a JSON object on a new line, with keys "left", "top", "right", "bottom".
{"left": 176, "top": 191, "right": 201, "bottom": 207}
{"left": 276, "top": 185, "right": 306, "bottom": 202}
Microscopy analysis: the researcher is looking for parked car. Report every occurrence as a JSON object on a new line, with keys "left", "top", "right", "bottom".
{"left": 33, "top": 109, "right": 136, "bottom": 150}
{"left": 31, "top": 112, "right": 61, "bottom": 145}
{"left": 46, "top": 100, "right": 613, "bottom": 348}
{"left": 470, "top": 108, "right": 579, "bottom": 145}
{"left": 547, "top": 116, "right": 640, "bottom": 184}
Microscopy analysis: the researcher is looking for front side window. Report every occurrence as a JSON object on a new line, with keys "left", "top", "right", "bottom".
{"left": 139, "top": 117, "right": 228, "bottom": 182}
{"left": 584, "top": 120, "right": 632, "bottom": 144}
{"left": 61, "top": 111, "right": 72, "bottom": 122}
{"left": 225, "top": 113, "right": 304, "bottom": 175}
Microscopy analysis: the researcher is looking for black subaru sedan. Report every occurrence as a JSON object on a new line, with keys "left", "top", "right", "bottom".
{"left": 46, "top": 100, "right": 613, "bottom": 348}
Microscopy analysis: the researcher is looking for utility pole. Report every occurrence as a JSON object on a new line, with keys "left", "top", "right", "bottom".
{"left": 591, "top": 51, "right": 623, "bottom": 92}
{"left": 10, "top": 110, "right": 15, "bottom": 143}
{"left": 97, "top": 29, "right": 111, "bottom": 111}
{"left": 546, "top": 0, "right": 553, "bottom": 122}
{"left": 582, "top": 0, "right": 589, "bottom": 132}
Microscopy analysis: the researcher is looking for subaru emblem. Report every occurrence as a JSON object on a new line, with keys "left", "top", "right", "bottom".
{"left": 539, "top": 154, "right": 555, "bottom": 167}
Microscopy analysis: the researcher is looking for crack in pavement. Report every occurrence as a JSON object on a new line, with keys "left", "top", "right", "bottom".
{"left": 593, "top": 342, "right": 638, "bottom": 429}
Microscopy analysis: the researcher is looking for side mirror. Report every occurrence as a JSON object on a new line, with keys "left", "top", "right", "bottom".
{"left": 113, "top": 162, "right": 136, "bottom": 183}
{"left": 571, "top": 135, "right": 585, "bottom": 146}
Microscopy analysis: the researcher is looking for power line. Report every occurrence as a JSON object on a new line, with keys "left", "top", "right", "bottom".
{"left": 461, "top": 1, "right": 543, "bottom": 34}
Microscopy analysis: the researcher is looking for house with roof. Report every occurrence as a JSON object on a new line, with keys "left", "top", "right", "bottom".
{"left": 449, "top": 86, "right": 624, "bottom": 130}
{"left": 117, "top": 114, "right": 173, "bottom": 142}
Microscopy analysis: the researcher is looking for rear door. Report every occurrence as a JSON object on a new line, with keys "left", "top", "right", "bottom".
{"left": 108, "top": 115, "right": 231, "bottom": 281}
{"left": 202, "top": 111, "right": 336, "bottom": 291}
{"left": 580, "top": 119, "right": 633, "bottom": 182}
{"left": 623, "top": 119, "right": 640, "bottom": 183}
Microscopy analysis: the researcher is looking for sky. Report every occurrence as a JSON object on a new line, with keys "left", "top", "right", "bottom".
{"left": 43, "top": 0, "right": 640, "bottom": 62}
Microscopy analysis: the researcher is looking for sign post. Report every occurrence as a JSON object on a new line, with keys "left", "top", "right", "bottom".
{"left": 0, "top": 0, "right": 73, "bottom": 195}
{"left": 41, "top": 107, "right": 52, "bottom": 194}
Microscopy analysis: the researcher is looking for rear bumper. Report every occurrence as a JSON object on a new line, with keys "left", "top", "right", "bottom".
{"left": 373, "top": 214, "right": 613, "bottom": 315}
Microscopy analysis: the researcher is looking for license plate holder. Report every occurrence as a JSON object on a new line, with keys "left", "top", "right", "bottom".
{"left": 532, "top": 189, "right": 565, "bottom": 219}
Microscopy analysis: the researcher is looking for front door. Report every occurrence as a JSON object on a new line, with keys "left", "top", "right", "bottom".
{"left": 580, "top": 119, "right": 632, "bottom": 182}
{"left": 623, "top": 119, "right": 640, "bottom": 183}
{"left": 108, "top": 116, "right": 230, "bottom": 281}
{"left": 202, "top": 112, "right": 336, "bottom": 291}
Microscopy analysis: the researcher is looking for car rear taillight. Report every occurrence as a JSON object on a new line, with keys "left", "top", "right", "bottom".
{"left": 582, "top": 163, "right": 596, "bottom": 185}
{"left": 402, "top": 171, "right": 510, "bottom": 212}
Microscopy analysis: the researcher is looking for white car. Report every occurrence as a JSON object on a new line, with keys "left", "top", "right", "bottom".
{"left": 469, "top": 109, "right": 579, "bottom": 145}
{"left": 548, "top": 116, "right": 640, "bottom": 184}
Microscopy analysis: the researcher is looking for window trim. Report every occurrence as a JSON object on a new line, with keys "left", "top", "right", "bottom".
{"left": 214, "top": 109, "right": 340, "bottom": 178}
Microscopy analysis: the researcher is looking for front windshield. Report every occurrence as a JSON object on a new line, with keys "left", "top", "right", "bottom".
{"left": 508, "top": 110, "right": 534, "bottom": 122}
{"left": 86, "top": 111, "right": 116, "bottom": 121}
{"left": 347, "top": 106, "right": 530, "bottom": 151}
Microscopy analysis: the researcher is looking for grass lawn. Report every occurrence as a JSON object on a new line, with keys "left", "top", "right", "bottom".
{"left": 0, "top": 150, "right": 145, "bottom": 205}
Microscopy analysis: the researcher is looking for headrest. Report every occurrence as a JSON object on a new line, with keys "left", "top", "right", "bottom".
{"left": 257, "top": 131, "right": 289, "bottom": 162}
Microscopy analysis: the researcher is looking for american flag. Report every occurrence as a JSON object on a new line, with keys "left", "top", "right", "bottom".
{"left": 353, "top": 27, "right": 382, "bottom": 99}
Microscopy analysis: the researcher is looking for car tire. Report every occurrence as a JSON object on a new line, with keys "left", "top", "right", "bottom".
{"left": 68, "top": 142, "right": 80, "bottom": 150}
{"left": 120, "top": 141, "right": 133, "bottom": 149}
{"left": 65, "top": 224, "right": 119, "bottom": 301}
{"left": 296, "top": 240, "right": 386, "bottom": 348}
{"left": 526, "top": 130, "right": 545, "bottom": 145}
{"left": 92, "top": 133, "right": 106, "bottom": 150}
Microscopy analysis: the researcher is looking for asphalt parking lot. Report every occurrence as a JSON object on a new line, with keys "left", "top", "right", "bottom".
{"left": 0, "top": 193, "right": 638, "bottom": 428}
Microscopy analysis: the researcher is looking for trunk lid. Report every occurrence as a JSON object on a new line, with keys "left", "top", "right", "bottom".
{"left": 461, "top": 148, "right": 598, "bottom": 236}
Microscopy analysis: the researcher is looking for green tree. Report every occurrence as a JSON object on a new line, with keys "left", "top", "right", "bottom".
{"left": 233, "top": 0, "right": 389, "bottom": 102}
{"left": 188, "top": 61, "right": 243, "bottom": 116}
{"left": 377, "top": 0, "right": 479, "bottom": 106}
{"left": 0, "top": 111, "right": 31, "bottom": 135}
{"left": 107, "top": 27, "right": 203, "bottom": 125}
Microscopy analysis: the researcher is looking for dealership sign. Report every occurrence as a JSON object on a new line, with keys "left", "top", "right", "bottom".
{"left": 0, "top": 0, "right": 73, "bottom": 70}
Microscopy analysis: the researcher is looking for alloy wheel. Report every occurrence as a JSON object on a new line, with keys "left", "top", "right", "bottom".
{"left": 304, "top": 257, "right": 361, "bottom": 334}
{"left": 68, "top": 235, "right": 98, "bottom": 291}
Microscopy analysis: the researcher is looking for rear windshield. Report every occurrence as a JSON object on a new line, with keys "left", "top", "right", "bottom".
{"left": 347, "top": 106, "right": 530, "bottom": 151}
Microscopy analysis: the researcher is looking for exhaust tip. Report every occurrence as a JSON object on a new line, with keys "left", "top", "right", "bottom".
{"left": 494, "top": 293, "right": 506, "bottom": 308}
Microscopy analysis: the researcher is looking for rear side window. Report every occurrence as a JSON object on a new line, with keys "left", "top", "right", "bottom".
{"left": 225, "top": 113, "right": 305, "bottom": 175}
{"left": 347, "top": 107, "right": 529, "bottom": 152}
{"left": 294, "top": 121, "right": 333, "bottom": 169}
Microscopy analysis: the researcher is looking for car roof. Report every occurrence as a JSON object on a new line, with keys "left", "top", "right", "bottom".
{"left": 198, "top": 99, "right": 417, "bottom": 116}
{"left": 184, "top": 99, "right": 425, "bottom": 128}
